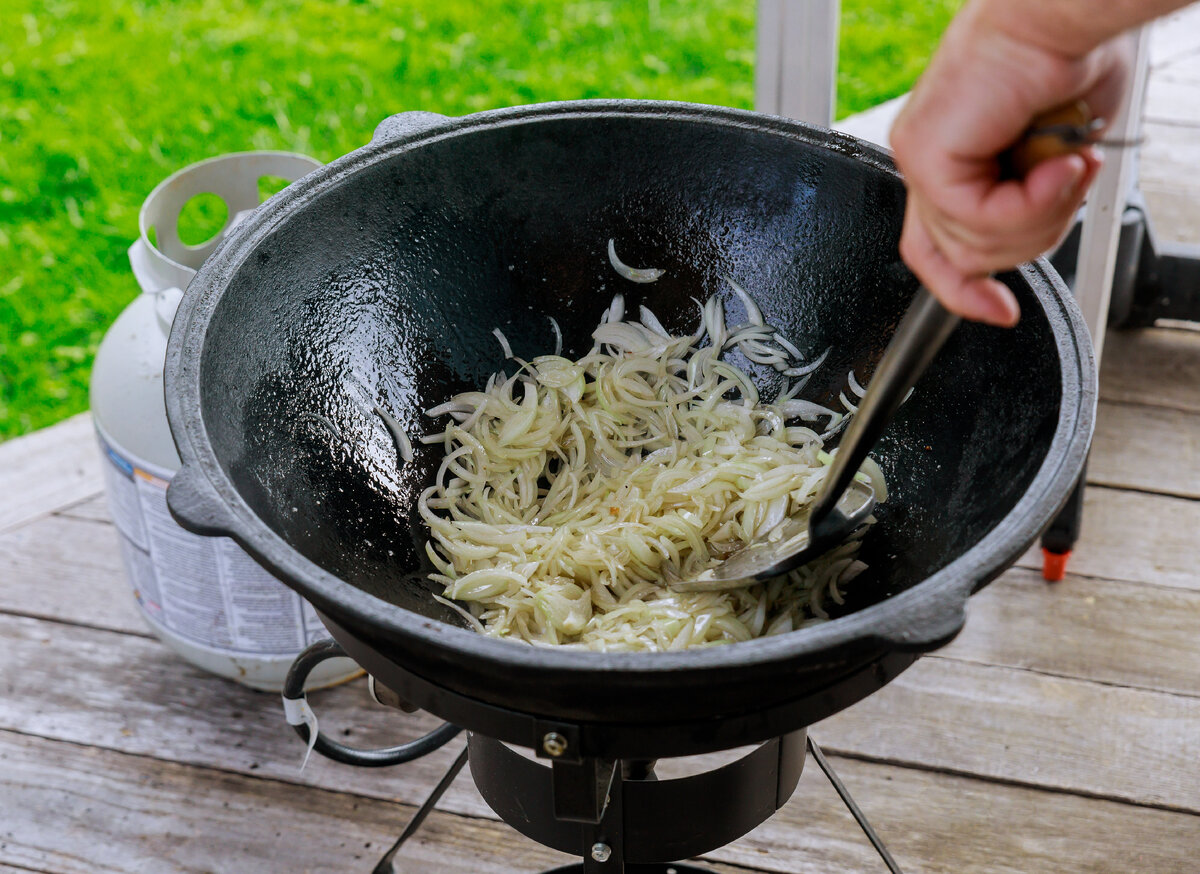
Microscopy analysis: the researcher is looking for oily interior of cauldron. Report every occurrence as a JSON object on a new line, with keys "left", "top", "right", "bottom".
{"left": 196, "top": 111, "right": 1063, "bottom": 636}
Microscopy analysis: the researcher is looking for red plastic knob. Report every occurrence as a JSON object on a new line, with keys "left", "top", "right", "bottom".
{"left": 1042, "top": 548, "right": 1071, "bottom": 582}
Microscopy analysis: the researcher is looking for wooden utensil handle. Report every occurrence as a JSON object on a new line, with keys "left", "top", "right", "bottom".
{"left": 1002, "top": 100, "right": 1096, "bottom": 178}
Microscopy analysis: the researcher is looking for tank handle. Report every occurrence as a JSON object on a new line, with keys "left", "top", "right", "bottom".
{"left": 132, "top": 151, "right": 323, "bottom": 298}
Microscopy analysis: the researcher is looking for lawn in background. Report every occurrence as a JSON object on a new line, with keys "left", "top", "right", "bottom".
{"left": 0, "top": 0, "right": 961, "bottom": 441}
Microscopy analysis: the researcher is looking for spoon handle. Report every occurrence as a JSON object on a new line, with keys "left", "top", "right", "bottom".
{"left": 811, "top": 287, "right": 961, "bottom": 526}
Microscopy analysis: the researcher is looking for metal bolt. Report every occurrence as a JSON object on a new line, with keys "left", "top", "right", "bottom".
{"left": 542, "top": 731, "right": 568, "bottom": 757}
{"left": 590, "top": 842, "right": 612, "bottom": 863}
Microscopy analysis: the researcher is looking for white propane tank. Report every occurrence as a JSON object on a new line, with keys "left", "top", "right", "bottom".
{"left": 91, "top": 152, "right": 360, "bottom": 692}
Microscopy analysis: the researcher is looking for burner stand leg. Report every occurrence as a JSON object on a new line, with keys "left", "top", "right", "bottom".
{"left": 807, "top": 737, "right": 903, "bottom": 874}
{"left": 372, "top": 744, "right": 469, "bottom": 874}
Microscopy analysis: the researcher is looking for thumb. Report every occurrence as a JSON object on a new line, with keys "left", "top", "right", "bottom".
{"left": 1014, "top": 152, "right": 1090, "bottom": 216}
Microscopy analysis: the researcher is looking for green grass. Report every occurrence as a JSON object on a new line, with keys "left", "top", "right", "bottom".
{"left": 0, "top": 0, "right": 960, "bottom": 441}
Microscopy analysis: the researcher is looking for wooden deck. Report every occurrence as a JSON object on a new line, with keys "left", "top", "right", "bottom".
{"left": 6, "top": 12, "right": 1200, "bottom": 873}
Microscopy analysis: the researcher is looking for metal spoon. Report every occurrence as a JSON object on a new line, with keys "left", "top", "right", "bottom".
{"left": 673, "top": 288, "right": 959, "bottom": 591}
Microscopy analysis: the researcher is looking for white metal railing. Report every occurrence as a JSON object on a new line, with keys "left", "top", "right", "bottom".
{"left": 755, "top": 0, "right": 840, "bottom": 126}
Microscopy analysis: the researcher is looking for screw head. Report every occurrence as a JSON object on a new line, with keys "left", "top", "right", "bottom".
{"left": 542, "top": 731, "right": 568, "bottom": 757}
{"left": 590, "top": 842, "right": 612, "bottom": 863}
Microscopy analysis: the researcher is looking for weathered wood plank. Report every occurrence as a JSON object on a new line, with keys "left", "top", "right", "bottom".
{"left": 11, "top": 433, "right": 1198, "bottom": 640}
{"left": 0, "top": 729, "right": 583, "bottom": 874}
{"left": 0, "top": 514, "right": 147, "bottom": 636}
{"left": 759, "top": 753, "right": 1200, "bottom": 874}
{"left": 1137, "top": 119, "right": 1200, "bottom": 213}
{"left": 1089, "top": 400, "right": 1200, "bottom": 499}
{"left": 1146, "top": 74, "right": 1200, "bottom": 126}
{"left": 941, "top": 567, "right": 1200, "bottom": 698}
{"left": 1142, "top": 181, "right": 1200, "bottom": 247}
{"left": 818, "top": 655, "right": 1200, "bottom": 813}
{"left": 4, "top": 689, "right": 1200, "bottom": 874}
{"left": 1099, "top": 326, "right": 1200, "bottom": 413}
{"left": 1150, "top": 4, "right": 1200, "bottom": 70}
{"left": 0, "top": 414, "right": 104, "bottom": 535}
{"left": 17, "top": 493, "right": 1199, "bottom": 705}
{"left": 4, "top": 609, "right": 1200, "bottom": 824}
{"left": 1153, "top": 45, "right": 1200, "bottom": 83}
{"left": 1015, "top": 485, "right": 1200, "bottom": 592}
{"left": 1139, "top": 120, "right": 1200, "bottom": 246}
{"left": 1091, "top": 398, "right": 1200, "bottom": 496}
{"left": 53, "top": 493, "right": 112, "bottom": 522}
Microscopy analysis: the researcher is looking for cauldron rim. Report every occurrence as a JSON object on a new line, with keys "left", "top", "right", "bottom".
{"left": 165, "top": 99, "right": 1096, "bottom": 681}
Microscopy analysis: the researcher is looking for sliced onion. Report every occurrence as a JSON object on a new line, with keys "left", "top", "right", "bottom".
{"left": 722, "top": 274, "right": 764, "bottom": 325}
{"left": 419, "top": 262, "right": 885, "bottom": 652}
{"left": 782, "top": 345, "right": 831, "bottom": 378}
{"left": 639, "top": 305, "right": 671, "bottom": 338}
{"left": 448, "top": 568, "right": 526, "bottom": 601}
{"left": 493, "top": 327, "right": 514, "bottom": 359}
{"left": 374, "top": 405, "right": 413, "bottom": 463}
{"left": 608, "top": 292, "right": 626, "bottom": 323}
{"left": 848, "top": 368, "right": 867, "bottom": 399}
{"left": 297, "top": 411, "right": 342, "bottom": 441}
{"left": 856, "top": 456, "right": 888, "bottom": 503}
{"left": 774, "top": 333, "right": 804, "bottom": 360}
{"left": 776, "top": 399, "right": 837, "bottom": 422}
{"left": 608, "top": 238, "right": 665, "bottom": 283}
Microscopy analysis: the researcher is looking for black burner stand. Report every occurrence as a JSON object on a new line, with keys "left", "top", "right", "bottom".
{"left": 467, "top": 730, "right": 807, "bottom": 873}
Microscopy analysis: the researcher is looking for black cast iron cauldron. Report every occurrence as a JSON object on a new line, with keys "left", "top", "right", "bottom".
{"left": 165, "top": 101, "right": 1095, "bottom": 759}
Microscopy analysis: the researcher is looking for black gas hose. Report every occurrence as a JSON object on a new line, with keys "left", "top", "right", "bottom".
{"left": 282, "top": 638, "right": 461, "bottom": 767}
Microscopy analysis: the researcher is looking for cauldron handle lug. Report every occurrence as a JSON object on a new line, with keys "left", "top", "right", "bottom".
{"left": 167, "top": 462, "right": 236, "bottom": 537}
{"left": 372, "top": 111, "right": 450, "bottom": 145}
{"left": 866, "top": 586, "right": 970, "bottom": 653}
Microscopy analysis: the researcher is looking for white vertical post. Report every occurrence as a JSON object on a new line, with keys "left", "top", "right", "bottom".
{"left": 1072, "top": 28, "right": 1151, "bottom": 363}
{"left": 756, "top": 0, "right": 841, "bottom": 126}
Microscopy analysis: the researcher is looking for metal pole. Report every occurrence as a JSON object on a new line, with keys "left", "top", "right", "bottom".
{"left": 756, "top": 0, "right": 841, "bottom": 125}
{"left": 1071, "top": 27, "right": 1151, "bottom": 363}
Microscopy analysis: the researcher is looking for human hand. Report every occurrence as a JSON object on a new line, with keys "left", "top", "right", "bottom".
{"left": 889, "top": 3, "right": 1135, "bottom": 326}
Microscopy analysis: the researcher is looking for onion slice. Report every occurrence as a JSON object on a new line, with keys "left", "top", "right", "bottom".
{"left": 848, "top": 369, "right": 867, "bottom": 399}
{"left": 374, "top": 405, "right": 414, "bottom": 463}
{"left": 418, "top": 258, "right": 888, "bottom": 653}
{"left": 493, "top": 328, "right": 514, "bottom": 359}
{"left": 608, "top": 238, "right": 665, "bottom": 283}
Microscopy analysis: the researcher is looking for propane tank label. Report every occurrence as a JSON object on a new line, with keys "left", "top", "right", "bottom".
{"left": 96, "top": 425, "right": 330, "bottom": 656}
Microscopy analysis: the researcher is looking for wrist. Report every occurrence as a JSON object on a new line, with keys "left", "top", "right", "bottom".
{"left": 924, "top": 7, "right": 1090, "bottom": 122}
{"left": 970, "top": 0, "right": 1170, "bottom": 58}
